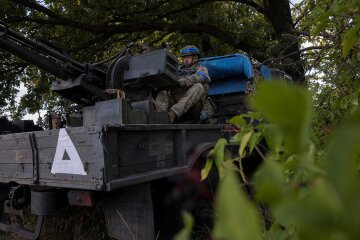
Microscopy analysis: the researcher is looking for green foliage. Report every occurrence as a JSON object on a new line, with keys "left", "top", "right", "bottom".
{"left": 250, "top": 82, "right": 312, "bottom": 154}
{"left": 197, "top": 82, "right": 360, "bottom": 240}
{"left": 213, "top": 171, "right": 262, "bottom": 240}
{"left": 0, "top": 0, "right": 298, "bottom": 118}
{"left": 202, "top": 138, "right": 233, "bottom": 180}
{"left": 173, "top": 212, "right": 194, "bottom": 240}
{"left": 253, "top": 160, "right": 286, "bottom": 206}
{"left": 299, "top": 0, "right": 360, "bottom": 143}
{"left": 342, "top": 22, "right": 360, "bottom": 58}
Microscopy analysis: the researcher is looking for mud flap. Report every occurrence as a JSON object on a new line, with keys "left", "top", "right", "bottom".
{"left": 104, "top": 183, "right": 154, "bottom": 240}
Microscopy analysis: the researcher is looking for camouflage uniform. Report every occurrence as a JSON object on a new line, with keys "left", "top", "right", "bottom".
{"left": 155, "top": 63, "right": 211, "bottom": 118}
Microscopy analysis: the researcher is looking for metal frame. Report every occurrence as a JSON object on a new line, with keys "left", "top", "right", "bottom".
{"left": 0, "top": 215, "right": 43, "bottom": 240}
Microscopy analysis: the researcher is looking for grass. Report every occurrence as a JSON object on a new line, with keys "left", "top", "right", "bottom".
{"left": 2, "top": 205, "right": 111, "bottom": 240}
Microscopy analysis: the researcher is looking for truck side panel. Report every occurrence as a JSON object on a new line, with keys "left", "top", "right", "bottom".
{"left": 0, "top": 126, "right": 105, "bottom": 190}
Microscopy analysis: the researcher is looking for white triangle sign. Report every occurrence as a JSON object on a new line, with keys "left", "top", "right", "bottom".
{"left": 51, "top": 129, "right": 87, "bottom": 175}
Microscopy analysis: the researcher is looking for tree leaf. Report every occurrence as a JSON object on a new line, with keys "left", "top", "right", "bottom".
{"left": 201, "top": 158, "right": 213, "bottom": 181}
{"left": 324, "top": 109, "right": 360, "bottom": 197}
{"left": 173, "top": 212, "right": 194, "bottom": 240}
{"left": 231, "top": 131, "right": 247, "bottom": 143}
{"left": 214, "top": 138, "right": 228, "bottom": 169}
{"left": 250, "top": 82, "right": 312, "bottom": 154}
{"left": 342, "top": 25, "right": 359, "bottom": 58}
{"left": 311, "top": 12, "right": 331, "bottom": 36}
{"left": 214, "top": 171, "right": 262, "bottom": 240}
{"left": 239, "top": 130, "right": 252, "bottom": 158}
{"left": 274, "top": 179, "right": 344, "bottom": 240}
{"left": 249, "top": 131, "right": 262, "bottom": 152}
{"left": 229, "top": 115, "right": 247, "bottom": 127}
{"left": 253, "top": 160, "right": 286, "bottom": 206}
{"left": 263, "top": 124, "right": 283, "bottom": 158}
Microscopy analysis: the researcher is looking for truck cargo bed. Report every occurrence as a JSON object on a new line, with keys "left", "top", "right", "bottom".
{"left": 0, "top": 124, "right": 221, "bottom": 191}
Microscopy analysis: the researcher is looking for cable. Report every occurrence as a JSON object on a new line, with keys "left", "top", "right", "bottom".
{"left": 93, "top": 42, "right": 135, "bottom": 66}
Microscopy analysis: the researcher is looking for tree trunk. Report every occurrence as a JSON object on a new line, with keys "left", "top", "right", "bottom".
{"left": 264, "top": 0, "right": 305, "bottom": 83}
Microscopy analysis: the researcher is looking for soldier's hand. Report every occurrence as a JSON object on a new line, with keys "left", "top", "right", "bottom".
{"left": 197, "top": 65, "right": 206, "bottom": 71}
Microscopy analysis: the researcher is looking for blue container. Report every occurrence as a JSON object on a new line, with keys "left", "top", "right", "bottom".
{"left": 200, "top": 54, "right": 253, "bottom": 80}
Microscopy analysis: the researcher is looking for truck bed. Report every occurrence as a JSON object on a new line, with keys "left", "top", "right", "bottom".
{"left": 0, "top": 124, "right": 221, "bottom": 191}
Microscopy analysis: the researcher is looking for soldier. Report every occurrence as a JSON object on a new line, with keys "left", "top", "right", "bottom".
{"left": 50, "top": 114, "right": 62, "bottom": 129}
{"left": 155, "top": 45, "right": 211, "bottom": 123}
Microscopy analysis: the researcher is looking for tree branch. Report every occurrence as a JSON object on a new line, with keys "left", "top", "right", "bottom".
{"left": 261, "top": 46, "right": 328, "bottom": 65}
{"left": 10, "top": 0, "right": 111, "bottom": 33}
{"left": 156, "top": 0, "right": 266, "bottom": 20}
{"left": 8, "top": 0, "right": 269, "bottom": 60}
{"left": 232, "top": 0, "right": 266, "bottom": 15}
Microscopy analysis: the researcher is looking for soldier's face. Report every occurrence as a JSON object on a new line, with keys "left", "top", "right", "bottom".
{"left": 182, "top": 55, "right": 198, "bottom": 67}
{"left": 52, "top": 117, "right": 61, "bottom": 129}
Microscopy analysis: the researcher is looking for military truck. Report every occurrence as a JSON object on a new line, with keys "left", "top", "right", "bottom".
{"left": 0, "top": 21, "right": 282, "bottom": 239}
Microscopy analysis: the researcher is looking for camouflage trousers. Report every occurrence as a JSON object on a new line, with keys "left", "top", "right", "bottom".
{"left": 154, "top": 83, "right": 208, "bottom": 118}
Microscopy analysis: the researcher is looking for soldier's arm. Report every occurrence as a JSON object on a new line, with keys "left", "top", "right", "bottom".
{"left": 178, "top": 66, "right": 211, "bottom": 87}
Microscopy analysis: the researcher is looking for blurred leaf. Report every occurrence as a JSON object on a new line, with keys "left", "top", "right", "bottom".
{"left": 274, "top": 179, "right": 343, "bottom": 240}
{"left": 173, "top": 212, "right": 194, "bottom": 240}
{"left": 324, "top": 109, "right": 360, "bottom": 198}
{"left": 214, "top": 171, "right": 262, "bottom": 240}
{"left": 253, "top": 160, "right": 286, "bottom": 205}
{"left": 329, "top": 121, "right": 360, "bottom": 231}
{"left": 299, "top": 144, "right": 325, "bottom": 175}
{"left": 262, "top": 123, "right": 283, "bottom": 158}
{"left": 229, "top": 115, "right": 247, "bottom": 127}
{"left": 283, "top": 154, "right": 298, "bottom": 173}
{"left": 250, "top": 82, "right": 312, "bottom": 154}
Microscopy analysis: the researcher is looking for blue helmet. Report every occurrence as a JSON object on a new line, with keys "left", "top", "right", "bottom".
{"left": 180, "top": 45, "right": 200, "bottom": 57}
